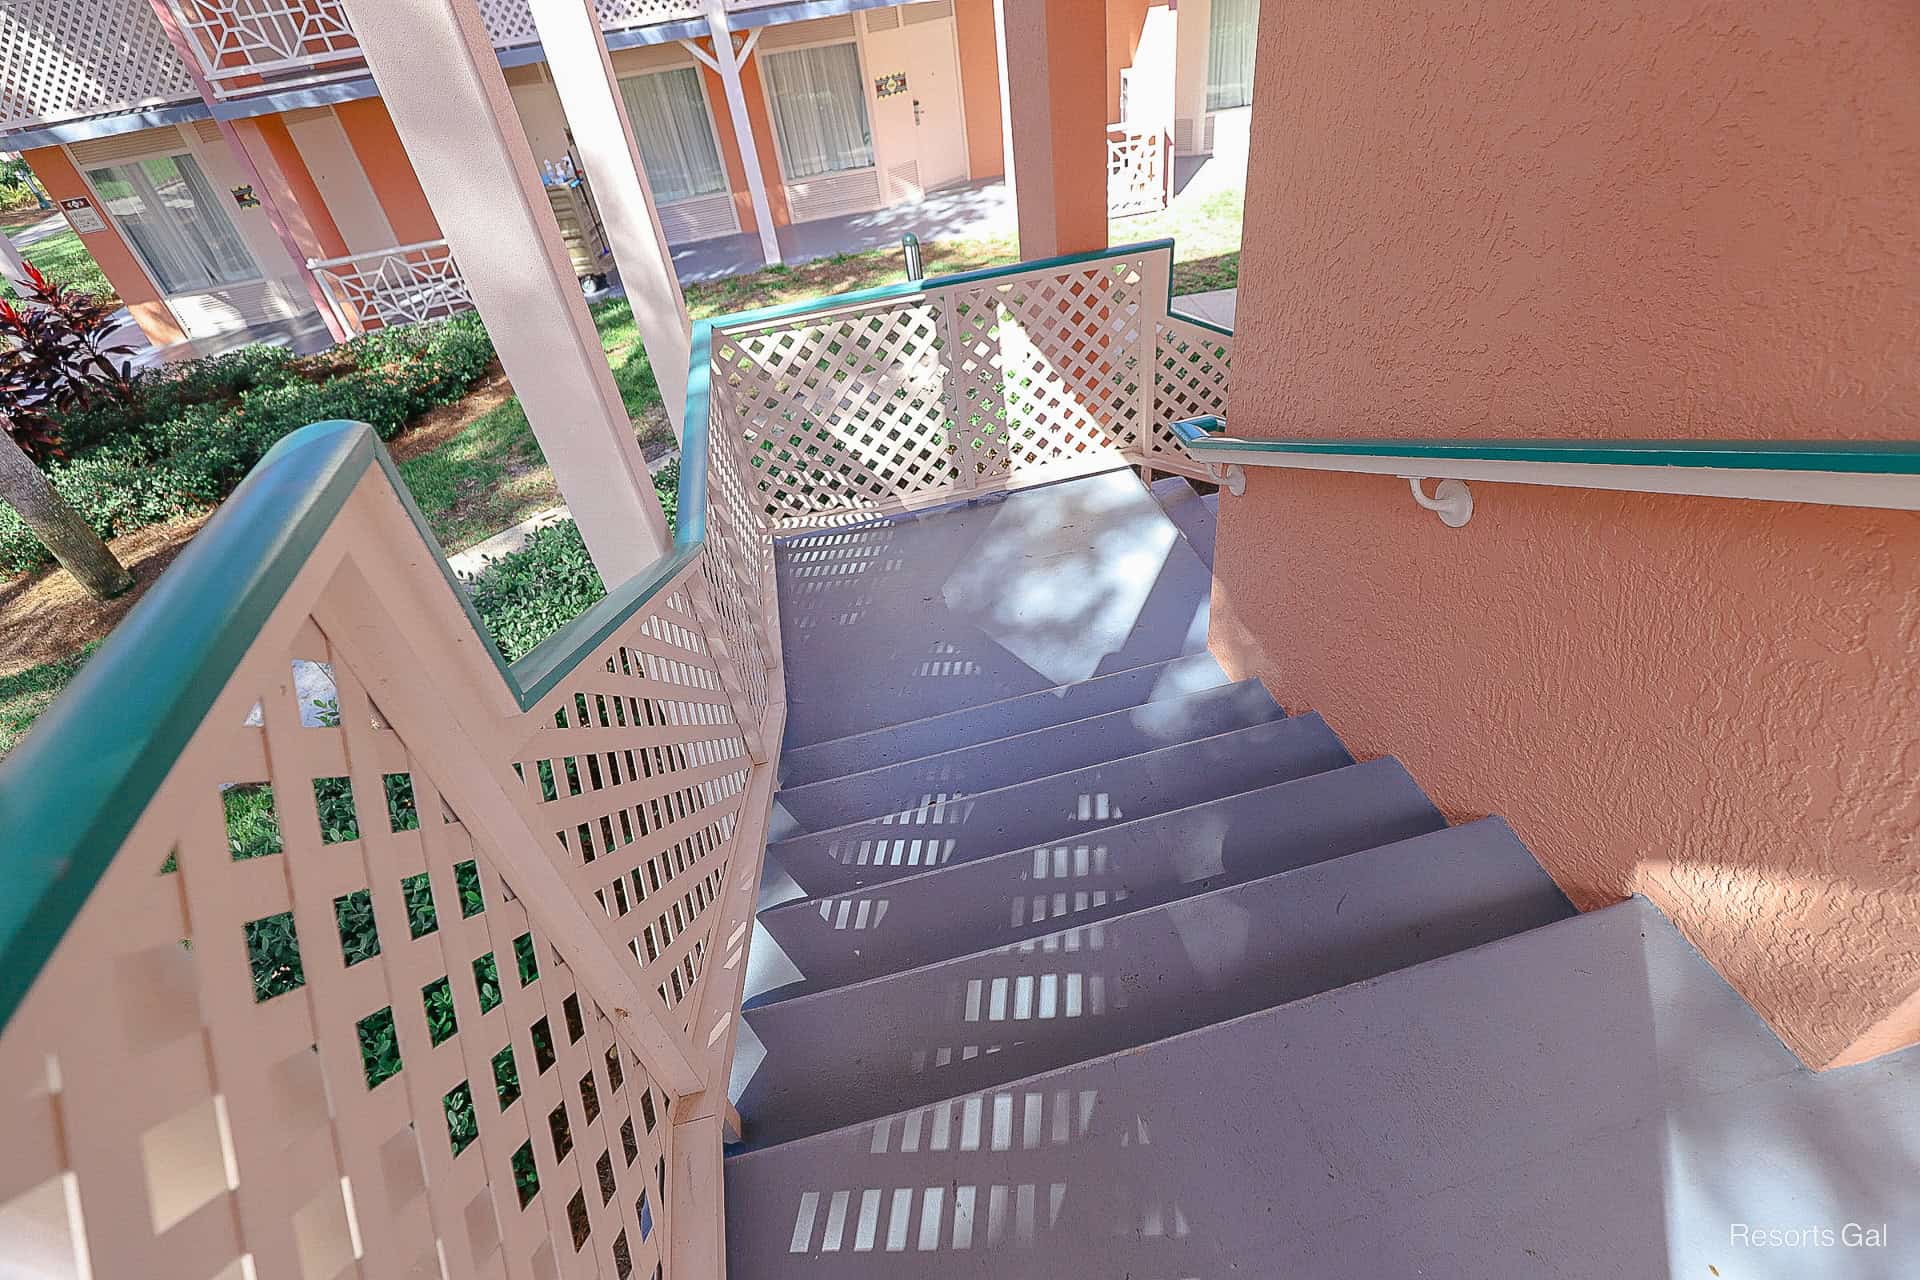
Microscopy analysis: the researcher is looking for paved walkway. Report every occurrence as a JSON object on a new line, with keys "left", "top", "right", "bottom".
{"left": 1174, "top": 287, "right": 1236, "bottom": 329}
{"left": 670, "top": 179, "right": 1015, "bottom": 281}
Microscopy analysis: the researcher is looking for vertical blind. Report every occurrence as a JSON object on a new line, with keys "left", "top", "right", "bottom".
{"left": 762, "top": 43, "right": 874, "bottom": 180}
{"left": 617, "top": 67, "right": 728, "bottom": 205}
{"left": 1206, "top": 0, "right": 1257, "bottom": 111}
{"left": 86, "top": 153, "right": 255, "bottom": 294}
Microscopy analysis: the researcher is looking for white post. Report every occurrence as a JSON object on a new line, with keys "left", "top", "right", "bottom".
{"left": 530, "top": 0, "right": 693, "bottom": 435}
{"left": 703, "top": 0, "right": 782, "bottom": 267}
{"left": 336, "top": 0, "right": 670, "bottom": 581}
{"left": 0, "top": 229, "right": 31, "bottom": 289}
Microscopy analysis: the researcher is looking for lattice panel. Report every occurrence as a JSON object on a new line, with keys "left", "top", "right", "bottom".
{"left": 702, "top": 412, "right": 775, "bottom": 723}
{"left": 513, "top": 567, "right": 753, "bottom": 1042}
{"left": 170, "top": 0, "right": 358, "bottom": 81}
{"left": 314, "top": 241, "right": 475, "bottom": 332}
{"left": 948, "top": 256, "right": 1150, "bottom": 485}
{"left": 0, "top": 0, "right": 198, "bottom": 129}
{"left": 0, "top": 576, "right": 674, "bottom": 1280}
{"left": 1152, "top": 316, "right": 1233, "bottom": 460}
{"left": 596, "top": 0, "right": 708, "bottom": 33}
{"left": 1107, "top": 125, "right": 1169, "bottom": 218}
{"left": 711, "top": 297, "right": 961, "bottom": 522}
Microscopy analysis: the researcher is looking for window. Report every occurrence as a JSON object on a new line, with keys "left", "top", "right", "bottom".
{"left": 86, "top": 153, "right": 255, "bottom": 294}
{"left": 762, "top": 43, "right": 874, "bottom": 180}
{"left": 617, "top": 67, "right": 728, "bottom": 205}
{"left": 1206, "top": 0, "right": 1258, "bottom": 111}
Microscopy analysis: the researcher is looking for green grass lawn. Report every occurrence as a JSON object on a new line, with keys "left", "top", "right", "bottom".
{"left": 2, "top": 226, "right": 119, "bottom": 305}
{"left": 0, "top": 644, "right": 95, "bottom": 758}
{"left": 398, "top": 298, "right": 669, "bottom": 552}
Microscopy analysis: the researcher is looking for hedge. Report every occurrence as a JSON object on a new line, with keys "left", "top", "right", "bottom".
{"left": 0, "top": 313, "right": 495, "bottom": 575}
{"left": 464, "top": 460, "right": 679, "bottom": 663}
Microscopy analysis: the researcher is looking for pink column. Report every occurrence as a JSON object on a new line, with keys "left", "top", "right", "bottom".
{"left": 994, "top": 0, "right": 1110, "bottom": 258}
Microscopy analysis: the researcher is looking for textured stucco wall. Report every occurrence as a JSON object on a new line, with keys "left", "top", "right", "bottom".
{"left": 1217, "top": 0, "right": 1920, "bottom": 1068}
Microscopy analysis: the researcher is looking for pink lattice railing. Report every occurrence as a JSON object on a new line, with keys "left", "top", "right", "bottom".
{"left": 704, "top": 238, "right": 1232, "bottom": 528}
{"left": 0, "top": 396, "right": 780, "bottom": 1277}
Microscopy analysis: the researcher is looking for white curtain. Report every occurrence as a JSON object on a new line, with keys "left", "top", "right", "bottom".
{"left": 87, "top": 153, "right": 255, "bottom": 294}
{"left": 1206, "top": 0, "right": 1257, "bottom": 111}
{"left": 618, "top": 67, "right": 728, "bottom": 205}
{"left": 762, "top": 43, "right": 874, "bottom": 180}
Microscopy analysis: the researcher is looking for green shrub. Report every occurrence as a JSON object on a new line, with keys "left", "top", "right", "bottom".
{"left": 465, "top": 520, "right": 606, "bottom": 662}
{"left": 0, "top": 313, "right": 496, "bottom": 575}
{"left": 465, "top": 465, "right": 680, "bottom": 662}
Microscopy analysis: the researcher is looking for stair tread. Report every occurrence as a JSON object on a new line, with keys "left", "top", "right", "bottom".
{"left": 762, "top": 713, "right": 1353, "bottom": 898}
{"left": 776, "top": 653, "right": 1230, "bottom": 789}
{"left": 1148, "top": 475, "right": 1219, "bottom": 569}
{"left": 725, "top": 898, "right": 1920, "bottom": 1277}
{"left": 748, "top": 756, "right": 1445, "bottom": 1003}
{"left": 730, "top": 818, "right": 1571, "bottom": 1150}
{"left": 775, "top": 468, "right": 1213, "bottom": 749}
{"left": 770, "top": 679, "right": 1283, "bottom": 837}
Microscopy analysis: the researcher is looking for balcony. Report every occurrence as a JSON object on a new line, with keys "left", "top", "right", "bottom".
{"left": 160, "top": 0, "right": 765, "bottom": 100}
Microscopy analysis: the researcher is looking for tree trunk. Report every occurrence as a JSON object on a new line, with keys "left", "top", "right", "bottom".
{"left": 0, "top": 418, "right": 133, "bottom": 599}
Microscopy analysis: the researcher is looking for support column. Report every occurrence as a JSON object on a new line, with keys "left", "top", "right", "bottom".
{"left": 144, "top": 0, "right": 352, "bottom": 343}
{"left": 530, "top": 0, "right": 693, "bottom": 434}
{"left": 1171, "top": 0, "right": 1213, "bottom": 154}
{"left": 994, "top": 0, "right": 1110, "bottom": 258}
{"left": 338, "top": 0, "right": 670, "bottom": 579}
{"left": 699, "top": 0, "right": 781, "bottom": 266}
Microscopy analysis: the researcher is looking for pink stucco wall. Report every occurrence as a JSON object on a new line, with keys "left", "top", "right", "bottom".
{"left": 1216, "top": 0, "right": 1920, "bottom": 1068}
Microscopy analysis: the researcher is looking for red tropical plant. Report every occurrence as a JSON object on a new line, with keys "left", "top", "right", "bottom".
{"left": 0, "top": 263, "right": 142, "bottom": 463}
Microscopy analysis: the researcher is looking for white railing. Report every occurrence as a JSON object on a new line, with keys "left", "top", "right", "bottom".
{"left": 0, "top": 241, "right": 1225, "bottom": 1279}
{"left": 706, "top": 239, "right": 1230, "bottom": 528}
{"left": 161, "top": 0, "right": 358, "bottom": 88}
{"left": 310, "top": 239, "right": 475, "bottom": 334}
{"left": 1107, "top": 123, "right": 1172, "bottom": 218}
{"left": 160, "top": 0, "right": 716, "bottom": 95}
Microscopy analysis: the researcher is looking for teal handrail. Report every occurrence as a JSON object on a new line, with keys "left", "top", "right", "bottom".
{"left": 1172, "top": 417, "right": 1920, "bottom": 475}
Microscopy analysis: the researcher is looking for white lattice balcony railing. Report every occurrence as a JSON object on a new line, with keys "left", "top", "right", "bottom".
{"left": 0, "top": 240, "right": 1226, "bottom": 1278}
{"left": 1107, "top": 122, "right": 1172, "bottom": 218}
{"left": 157, "top": 0, "right": 714, "bottom": 96}
{"left": 310, "top": 239, "right": 474, "bottom": 333}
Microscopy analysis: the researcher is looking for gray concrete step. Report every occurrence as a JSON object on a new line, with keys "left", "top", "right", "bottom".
{"left": 762, "top": 713, "right": 1353, "bottom": 899}
{"left": 770, "top": 679, "right": 1284, "bottom": 837}
{"left": 1148, "top": 474, "right": 1219, "bottom": 570}
{"left": 774, "top": 468, "right": 1215, "bottom": 748}
{"left": 724, "top": 897, "right": 1920, "bottom": 1277}
{"left": 732, "top": 818, "right": 1571, "bottom": 1150}
{"left": 749, "top": 757, "right": 1445, "bottom": 1004}
{"left": 776, "top": 652, "right": 1232, "bottom": 788}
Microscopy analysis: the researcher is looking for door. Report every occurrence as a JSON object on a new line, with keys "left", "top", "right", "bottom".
{"left": 901, "top": 14, "right": 968, "bottom": 190}
{"left": 863, "top": 6, "right": 970, "bottom": 197}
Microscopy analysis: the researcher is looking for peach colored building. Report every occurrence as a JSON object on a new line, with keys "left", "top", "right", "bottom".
{"left": 0, "top": 0, "right": 1258, "bottom": 349}
{"left": 1212, "top": 0, "right": 1920, "bottom": 1071}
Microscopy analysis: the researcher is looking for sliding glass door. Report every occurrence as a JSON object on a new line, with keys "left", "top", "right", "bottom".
{"left": 617, "top": 67, "right": 729, "bottom": 205}
{"left": 762, "top": 42, "right": 875, "bottom": 180}
{"left": 86, "top": 153, "right": 256, "bottom": 294}
{"left": 1206, "top": 0, "right": 1258, "bottom": 111}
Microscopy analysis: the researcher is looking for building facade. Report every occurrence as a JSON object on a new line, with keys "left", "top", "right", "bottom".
{"left": 0, "top": 0, "right": 1257, "bottom": 349}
